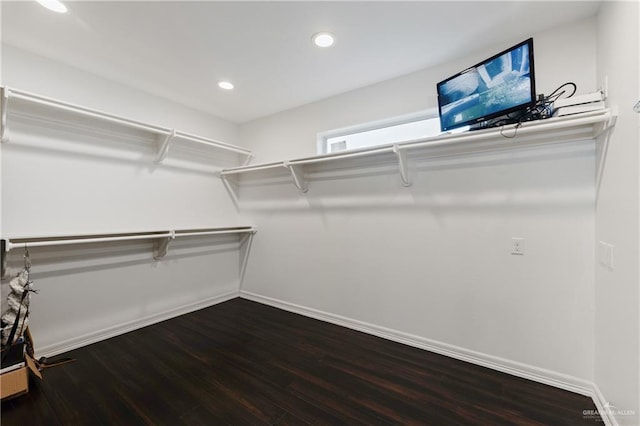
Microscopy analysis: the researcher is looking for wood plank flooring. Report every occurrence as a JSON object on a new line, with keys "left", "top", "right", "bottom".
{"left": 2, "top": 298, "right": 601, "bottom": 425}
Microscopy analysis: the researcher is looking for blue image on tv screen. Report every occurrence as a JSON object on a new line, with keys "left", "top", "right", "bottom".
{"left": 438, "top": 43, "right": 532, "bottom": 131}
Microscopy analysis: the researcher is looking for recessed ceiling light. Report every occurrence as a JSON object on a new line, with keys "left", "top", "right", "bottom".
{"left": 218, "top": 81, "right": 234, "bottom": 90}
{"left": 36, "top": 0, "right": 68, "bottom": 13}
{"left": 312, "top": 32, "right": 335, "bottom": 48}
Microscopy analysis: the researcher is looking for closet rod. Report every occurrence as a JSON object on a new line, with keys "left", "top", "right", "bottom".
{"left": 3, "top": 227, "right": 257, "bottom": 252}
{"left": 220, "top": 161, "right": 287, "bottom": 175}
{"left": 288, "top": 146, "right": 395, "bottom": 166}
{"left": 220, "top": 145, "right": 396, "bottom": 175}
{"left": 4, "top": 88, "right": 170, "bottom": 136}
{"left": 175, "top": 131, "right": 252, "bottom": 156}
{"left": 4, "top": 232, "right": 173, "bottom": 252}
{"left": 175, "top": 228, "right": 256, "bottom": 238}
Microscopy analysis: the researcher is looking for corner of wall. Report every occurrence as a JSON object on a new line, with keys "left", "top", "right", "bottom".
{"left": 594, "top": 1, "right": 640, "bottom": 424}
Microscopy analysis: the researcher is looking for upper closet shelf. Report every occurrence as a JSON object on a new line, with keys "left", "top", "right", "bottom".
{"left": 220, "top": 108, "right": 616, "bottom": 190}
{"left": 0, "top": 86, "right": 253, "bottom": 165}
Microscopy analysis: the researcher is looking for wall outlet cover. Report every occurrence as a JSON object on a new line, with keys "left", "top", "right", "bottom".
{"left": 511, "top": 237, "right": 524, "bottom": 255}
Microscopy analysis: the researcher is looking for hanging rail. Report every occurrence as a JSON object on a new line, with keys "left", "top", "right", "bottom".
{"left": 4, "top": 231, "right": 174, "bottom": 251}
{"left": 287, "top": 146, "right": 395, "bottom": 166}
{"left": 174, "top": 131, "right": 252, "bottom": 157}
{"left": 2, "top": 226, "right": 257, "bottom": 260}
{"left": 219, "top": 161, "right": 287, "bottom": 175}
{"left": 0, "top": 86, "right": 252, "bottom": 164}
{"left": 156, "top": 129, "right": 253, "bottom": 163}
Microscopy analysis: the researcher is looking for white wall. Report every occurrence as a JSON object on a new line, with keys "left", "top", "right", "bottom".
{"left": 238, "top": 17, "right": 599, "bottom": 391}
{"left": 1, "top": 46, "right": 238, "bottom": 145}
{"left": 595, "top": 2, "right": 640, "bottom": 424}
{"left": 1, "top": 46, "right": 246, "bottom": 355}
{"left": 241, "top": 17, "right": 597, "bottom": 163}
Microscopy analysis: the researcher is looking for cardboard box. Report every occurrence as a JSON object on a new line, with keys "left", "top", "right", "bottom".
{"left": 0, "top": 328, "right": 43, "bottom": 400}
{"left": 1, "top": 365, "right": 28, "bottom": 399}
{"left": 0, "top": 354, "right": 41, "bottom": 400}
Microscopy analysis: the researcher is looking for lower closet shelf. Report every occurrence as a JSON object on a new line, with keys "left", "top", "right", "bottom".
{"left": 1, "top": 226, "right": 257, "bottom": 261}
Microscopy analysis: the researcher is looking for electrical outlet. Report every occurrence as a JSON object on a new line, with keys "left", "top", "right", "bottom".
{"left": 511, "top": 237, "right": 524, "bottom": 255}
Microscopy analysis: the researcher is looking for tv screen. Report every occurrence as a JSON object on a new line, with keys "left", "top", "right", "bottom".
{"left": 437, "top": 38, "right": 535, "bottom": 132}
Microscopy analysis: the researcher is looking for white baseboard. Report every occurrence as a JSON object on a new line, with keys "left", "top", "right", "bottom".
{"left": 591, "top": 383, "right": 617, "bottom": 426}
{"left": 37, "top": 289, "right": 240, "bottom": 358}
{"left": 240, "top": 290, "right": 594, "bottom": 398}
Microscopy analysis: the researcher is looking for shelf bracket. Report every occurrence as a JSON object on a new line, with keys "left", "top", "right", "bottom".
{"left": 594, "top": 110, "right": 617, "bottom": 139}
{"left": 155, "top": 129, "right": 176, "bottom": 163}
{"left": 393, "top": 144, "right": 411, "bottom": 187}
{"left": 1, "top": 87, "right": 10, "bottom": 143}
{"left": 284, "top": 161, "right": 308, "bottom": 193}
{"left": 595, "top": 109, "right": 618, "bottom": 204}
{"left": 153, "top": 230, "right": 175, "bottom": 260}
{"left": 239, "top": 229, "right": 257, "bottom": 290}
{"left": 242, "top": 153, "right": 254, "bottom": 166}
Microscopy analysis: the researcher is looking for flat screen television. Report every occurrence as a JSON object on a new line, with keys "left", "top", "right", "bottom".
{"left": 437, "top": 38, "right": 535, "bottom": 132}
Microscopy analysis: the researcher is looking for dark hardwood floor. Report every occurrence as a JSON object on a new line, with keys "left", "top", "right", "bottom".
{"left": 2, "top": 298, "right": 600, "bottom": 425}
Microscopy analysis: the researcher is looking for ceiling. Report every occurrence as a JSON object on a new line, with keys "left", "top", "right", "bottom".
{"left": 1, "top": 1, "right": 601, "bottom": 124}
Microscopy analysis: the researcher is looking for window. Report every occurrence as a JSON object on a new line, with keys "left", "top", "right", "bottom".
{"left": 318, "top": 110, "right": 448, "bottom": 154}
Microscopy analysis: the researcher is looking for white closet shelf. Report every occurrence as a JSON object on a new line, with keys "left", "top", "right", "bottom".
{"left": 0, "top": 86, "right": 253, "bottom": 165}
{"left": 219, "top": 109, "right": 616, "bottom": 190}
{"left": 220, "top": 161, "right": 288, "bottom": 175}
{"left": 1, "top": 226, "right": 257, "bottom": 260}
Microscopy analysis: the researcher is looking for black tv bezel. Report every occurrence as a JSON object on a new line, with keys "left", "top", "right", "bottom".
{"left": 436, "top": 38, "right": 536, "bottom": 132}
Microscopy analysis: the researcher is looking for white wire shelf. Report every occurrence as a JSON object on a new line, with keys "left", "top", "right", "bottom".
{"left": 220, "top": 109, "right": 616, "bottom": 190}
{"left": 0, "top": 86, "right": 253, "bottom": 165}
{"left": 2, "top": 226, "right": 257, "bottom": 260}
